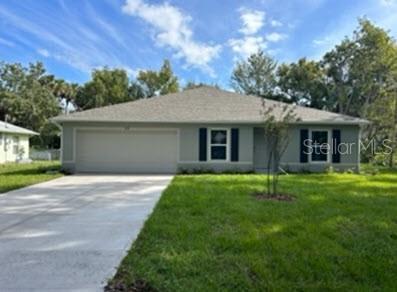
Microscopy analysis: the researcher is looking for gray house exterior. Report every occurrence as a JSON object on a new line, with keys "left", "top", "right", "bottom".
{"left": 53, "top": 86, "right": 367, "bottom": 174}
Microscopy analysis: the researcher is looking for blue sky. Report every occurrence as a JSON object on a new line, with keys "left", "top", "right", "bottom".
{"left": 0, "top": 0, "right": 396, "bottom": 88}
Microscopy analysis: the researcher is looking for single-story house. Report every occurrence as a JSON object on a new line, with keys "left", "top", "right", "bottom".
{"left": 53, "top": 86, "right": 368, "bottom": 174}
{"left": 0, "top": 121, "right": 38, "bottom": 163}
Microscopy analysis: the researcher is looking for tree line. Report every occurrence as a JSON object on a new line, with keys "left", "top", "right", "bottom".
{"left": 0, "top": 59, "right": 181, "bottom": 147}
{"left": 231, "top": 19, "right": 397, "bottom": 166}
{"left": 0, "top": 19, "right": 396, "bottom": 165}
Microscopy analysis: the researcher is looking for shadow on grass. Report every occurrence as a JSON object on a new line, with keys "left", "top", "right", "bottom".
{"left": 0, "top": 165, "right": 61, "bottom": 176}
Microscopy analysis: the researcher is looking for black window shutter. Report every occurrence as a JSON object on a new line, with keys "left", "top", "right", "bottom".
{"left": 231, "top": 128, "right": 239, "bottom": 162}
{"left": 332, "top": 129, "right": 341, "bottom": 163}
{"left": 300, "top": 129, "right": 309, "bottom": 163}
{"left": 199, "top": 128, "right": 207, "bottom": 161}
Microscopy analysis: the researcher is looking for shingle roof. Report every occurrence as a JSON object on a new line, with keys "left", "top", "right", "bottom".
{"left": 0, "top": 121, "right": 39, "bottom": 135}
{"left": 53, "top": 86, "right": 368, "bottom": 125}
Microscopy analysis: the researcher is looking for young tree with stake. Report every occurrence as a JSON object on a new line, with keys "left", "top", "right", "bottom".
{"left": 261, "top": 100, "right": 299, "bottom": 195}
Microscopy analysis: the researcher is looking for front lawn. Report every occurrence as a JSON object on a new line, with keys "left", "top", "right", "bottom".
{"left": 109, "top": 171, "right": 397, "bottom": 291}
{"left": 0, "top": 161, "right": 62, "bottom": 193}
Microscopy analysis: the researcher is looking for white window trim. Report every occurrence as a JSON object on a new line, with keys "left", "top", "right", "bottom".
{"left": 308, "top": 129, "right": 331, "bottom": 164}
{"left": 208, "top": 128, "right": 230, "bottom": 162}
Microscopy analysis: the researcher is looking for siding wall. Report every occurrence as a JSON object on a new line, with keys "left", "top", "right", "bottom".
{"left": 61, "top": 122, "right": 254, "bottom": 173}
{"left": 60, "top": 122, "right": 361, "bottom": 173}
{"left": 0, "top": 133, "right": 30, "bottom": 163}
{"left": 254, "top": 124, "right": 361, "bottom": 172}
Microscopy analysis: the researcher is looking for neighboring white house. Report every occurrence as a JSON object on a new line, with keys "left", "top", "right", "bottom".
{"left": 0, "top": 121, "right": 38, "bottom": 163}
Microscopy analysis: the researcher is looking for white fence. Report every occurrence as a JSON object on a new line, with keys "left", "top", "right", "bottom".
{"left": 30, "top": 149, "right": 60, "bottom": 161}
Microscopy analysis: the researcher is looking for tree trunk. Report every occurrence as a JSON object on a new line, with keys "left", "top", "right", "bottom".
{"left": 266, "top": 149, "right": 272, "bottom": 195}
{"left": 65, "top": 99, "right": 69, "bottom": 114}
{"left": 272, "top": 153, "right": 276, "bottom": 195}
{"left": 344, "top": 92, "right": 354, "bottom": 115}
{"left": 272, "top": 172, "right": 277, "bottom": 195}
{"left": 272, "top": 151, "right": 280, "bottom": 195}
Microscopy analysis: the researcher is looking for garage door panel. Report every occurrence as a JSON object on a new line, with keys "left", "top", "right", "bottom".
{"left": 75, "top": 129, "right": 177, "bottom": 173}
{"left": 78, "top": 131, "right": 131, "bottom": 163}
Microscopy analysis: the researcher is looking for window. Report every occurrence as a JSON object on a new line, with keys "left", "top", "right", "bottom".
{"left": 209, "top": 129, "right": 229, "bottom": 161}
{"left": 12, "top": 136, "right": 19, "bottom": 155}
{"left": 3, "top": 135, "right": 8, "bottom": 151}
{"left": 311, "top": 130, "right": 329, "bottom": 162}
{"left": 13, "top": 145, "right": 19, "bottom": 155}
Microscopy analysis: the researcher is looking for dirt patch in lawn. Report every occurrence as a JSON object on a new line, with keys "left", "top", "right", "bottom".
{"left": 104, "top": 279, "right": 156, "bottom": 292}
{"left": 253, "top": 192, "right": 295, "bottom": 202}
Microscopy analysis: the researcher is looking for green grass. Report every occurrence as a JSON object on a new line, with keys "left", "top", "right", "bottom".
{"left": 110, "top": 170, "right": 397, "bottom": 291}
{"left": 0, "top": 161, "right": 62, "bottom": 193}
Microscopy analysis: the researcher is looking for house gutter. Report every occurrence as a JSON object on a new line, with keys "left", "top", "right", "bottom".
{"left": 51, "top": 118, "right": 370, "bottom": 126}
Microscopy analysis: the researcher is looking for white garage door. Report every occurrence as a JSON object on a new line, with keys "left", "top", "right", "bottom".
{"left": 75, "top": 128, "right": 178, "bottom": 173}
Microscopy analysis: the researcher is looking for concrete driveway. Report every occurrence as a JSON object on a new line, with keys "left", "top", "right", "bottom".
{"left": 0, "top": 174, "right": 173, "bottom": 291}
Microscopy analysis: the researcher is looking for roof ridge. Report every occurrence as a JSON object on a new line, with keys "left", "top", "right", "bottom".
{"left": 66, "top": 87, "right": 195, "bottom": 116}
{"left": 52, "top": 86, "right": 368, "bottom": 125}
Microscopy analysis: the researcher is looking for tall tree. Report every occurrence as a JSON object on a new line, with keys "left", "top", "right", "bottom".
{"left": 322, "top": 19, "right": 397, "bottom": 166}
{"left": 231, "top": 50, "right": 278, "bottom": 99}
{"left": 352, "top": 19, "right": 397, "bottom": 119}
{"left": 137, "top": 60, "right": 179, "bottom": 97}
{"left": 321, "top": 39, "right": 358, "bottom": 114}
{"left": 42, "top": 77, "right": 79, "bottom": 114}
{"left": 51, "top": 79, "right": 79, "bottom": 114}
{"left": 277, "top": 58, "right": 329, "bottom": 109}
{"left": 75, "top": 67, "right": 135, "bottom": 110}
{"left": 322, "top": 19, "right": 397, "bottom": 117}
{"left": 0, "top": 62, "right": 61, "bottom": 147}
{"left": 128, "top": 80, "right": 145, "bottom": 100}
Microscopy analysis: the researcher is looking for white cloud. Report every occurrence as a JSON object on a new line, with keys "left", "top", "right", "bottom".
{"left": 37, "top": 48, "right": 50, "bottom": 57}
{"left": 228, "top": 8, "right": 287, "bottom": 58}
{"left": 85, "top": 2, "right": 128, "bottom": 49}
{"left": 0, "top": 6, "right": 74, "bottom": 51}
{"left": 238, "top": 8, "right": 265, "bottom": 35}
{"left": 228, "top": 8, "right": 267, "bottom": 58}
{"left": 122, "top": 0, "right": 221, "bottom": 75}
{"left": 0, "top": 37, "right": 15, "bottom": 47}
{"left": 229, "top": 36, "right": 267, "bottom": 58}
{"left": 265, "top": 32, "right": 287, "bottom": 42}
{"left": 0, "top": 4, "right": 142, "bottom": 74}
{"left": 270, "top": 19, "right": 282, "bottom": 27}
{"left": 380, "top": 0, "right": 396, "bottom": 6}
{"left": 228, "top": 7, "right": 287, "bottom": 59}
